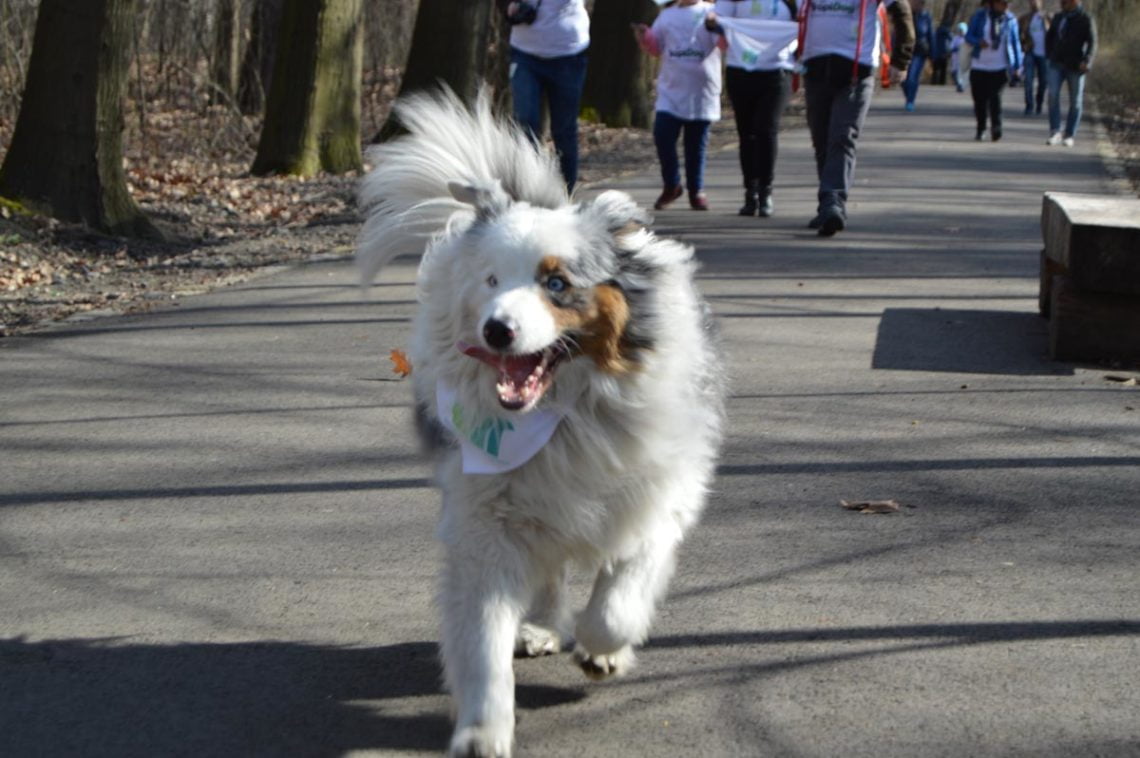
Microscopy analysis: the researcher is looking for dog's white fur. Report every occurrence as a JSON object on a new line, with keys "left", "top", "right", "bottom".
{"left": 357, "top": 89, "right": 724, "bottom": 758}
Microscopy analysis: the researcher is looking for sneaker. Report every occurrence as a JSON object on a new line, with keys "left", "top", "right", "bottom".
{"left": 905, "top": 102, "right": 916, "bottom": 112}
{"left": 653, "top": 184, "right": 683, "bottom": 210}
{"left": 1062, "top": 136, "right": 1075, "bottom": 147}
{"left": 817, "top": 207, "right": 846, "bottom": 237}
{"left": 1046, "top": 132, "right": 1063, "bottom": 146}
{"left": 688, "top": 191, "right": 709, "bottom": 211}
{"left": 976, "top": 128, "right": 986, "bottom": 141}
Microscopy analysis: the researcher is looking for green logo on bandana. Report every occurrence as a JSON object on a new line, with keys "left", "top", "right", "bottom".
{"left": 451, "top": 403, "right": 515, "bottom": 458}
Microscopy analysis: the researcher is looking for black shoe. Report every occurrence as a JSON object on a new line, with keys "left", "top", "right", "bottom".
{"left": 817, "top": 208, "right": 845, "bottom": 237}
{"left": 808, "top": 214, "right": 823, "bottom": 230}
{"left": 739, "top": 191, "right": 758, "bottom": 216}
{"left": 757, "top": 192, "right": 774, "bottom": 218}
{"left": 992, "top": 128, "right": 1002, "bottom": 142}
{"left": 975, "top": 128, "right": 986, "bottom": 141}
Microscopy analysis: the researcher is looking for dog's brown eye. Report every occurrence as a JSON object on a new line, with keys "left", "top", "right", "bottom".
{"left": 486, "top": 274, "right": 498, "bottom": 288}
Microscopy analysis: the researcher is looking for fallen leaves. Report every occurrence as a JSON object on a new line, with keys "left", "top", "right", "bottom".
{"left": 840, "top": 499, "right": 903, "bottom": 514}
{"left": 389, "top": 349, "right": 413, "bottom": 378}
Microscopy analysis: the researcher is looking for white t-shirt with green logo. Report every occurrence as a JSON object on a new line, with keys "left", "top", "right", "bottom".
{"left": 651, "top": 3, "right": 723, "bottom": 121}
{"left": 803, "top": 0, "right": 897, "bottom": 66}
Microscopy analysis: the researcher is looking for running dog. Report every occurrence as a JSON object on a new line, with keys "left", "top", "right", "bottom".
{"left": 357, "top": 89, "right": 725, "bottom": 758}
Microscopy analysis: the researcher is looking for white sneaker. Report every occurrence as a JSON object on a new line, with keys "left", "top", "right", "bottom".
{"left": 1062, "top": 137, "right": 1075, "bottom": 147}
{"left": 1047, "top": 132, "right": 1063, "bottom": 146}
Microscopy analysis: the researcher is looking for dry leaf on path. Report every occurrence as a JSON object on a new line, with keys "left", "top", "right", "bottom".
{"left": 840, "top": 499, "right": 902, "bottom": 514}
{"left": 389, "top": 349, "right": 413, "bottom": 378}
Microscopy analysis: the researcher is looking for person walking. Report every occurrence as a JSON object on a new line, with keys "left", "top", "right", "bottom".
{"left": 965, "top": 0, "right": 1022, "bottom": 142}
{"left": 1045, "top": 0, "right": 1097, "bottom": 147}
{"left": 707, "top": 0, "right": 798, "bottom": 217}
{"left": 500, "top": 0, "right": 590, "bottom": 192}
{"left": 634, "top": 0, "right": 723, "bottom": 211}
{"left": 950, "top": 21, "right": 968, "bottom": 92}
{"left": 799, "top": 0, "right": 915, "bottom": 237}
{"left": 931, "top": 21, "right": 953, "bottom": 85}
{"left": 1019, "top": 0, "right": 1049, "bottom": 116}
{"left": 902, "top": 0, "right": 934, "bottom": 111}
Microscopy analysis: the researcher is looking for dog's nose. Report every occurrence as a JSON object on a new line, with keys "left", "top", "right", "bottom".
{"left": 482, "top": 319, "right": 515, "bottom": 350}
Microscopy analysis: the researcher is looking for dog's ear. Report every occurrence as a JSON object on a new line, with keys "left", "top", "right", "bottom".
{"left": 448, "top": 180, "right": 512, "bottom": 222}
{"left": 582, "top": 190, "right": 650, "bottom": 248}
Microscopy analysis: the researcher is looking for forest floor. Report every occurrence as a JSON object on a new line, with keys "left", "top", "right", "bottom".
{"left": 1, "top": 88, "right": 1137, "bottom": 339}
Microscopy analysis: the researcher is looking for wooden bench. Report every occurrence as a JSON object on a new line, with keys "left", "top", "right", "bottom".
{"left": 1039, "top": 192, "right": 1140, "bottom": 365}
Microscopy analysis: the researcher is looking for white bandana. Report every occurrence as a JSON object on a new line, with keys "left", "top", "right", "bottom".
{"left": 436, "top": 380, "right": 565, "bottom": 475}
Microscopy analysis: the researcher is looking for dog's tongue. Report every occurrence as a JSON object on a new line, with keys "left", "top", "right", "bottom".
{"left": 458, "top": 341, "right": 547, "bottom": 409}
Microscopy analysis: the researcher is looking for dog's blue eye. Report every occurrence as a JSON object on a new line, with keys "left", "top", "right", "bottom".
{"left": 546, "top": 276, "right": 568, "bottom": 293}
{"left": 486, "top": 274, "right": 498, "bottom": 288}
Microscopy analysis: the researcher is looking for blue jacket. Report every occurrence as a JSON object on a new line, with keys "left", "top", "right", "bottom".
{"left": 965, "top": 8, "right": 1023, "bottom": 72}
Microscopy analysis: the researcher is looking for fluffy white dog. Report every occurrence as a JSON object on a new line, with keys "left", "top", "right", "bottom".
{"left": 357, "top": 89, "right": 725, "bottom": 758}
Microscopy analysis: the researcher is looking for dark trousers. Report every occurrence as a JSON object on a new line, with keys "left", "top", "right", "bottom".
{"left": 653, "top": 111, "right": 711, "bottom": 193}
{"left": 931, "top": 57, "right": 949, "bottom": 85}
{"left": 969, "top": 68, "right": 1009, "bottom": 135}
{"left": 725, "top": 67, "right": 791, "bottom": 192}
{"left": 510, "top": 47, "right": 589, "bottom": 191}
{"left": 803, "top": 55, "right": 875, "bottom": 215}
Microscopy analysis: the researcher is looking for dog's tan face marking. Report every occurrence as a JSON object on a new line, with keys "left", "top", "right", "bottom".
{"left": 536, "top": 256, "right": 634, "bottom": 375}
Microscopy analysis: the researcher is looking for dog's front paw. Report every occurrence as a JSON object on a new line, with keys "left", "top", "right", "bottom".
{"left": 573, "top": 643, "right": 635, "bottom": 681}
{"left": 514, "top": 621, "right": 563, "bottom": 658}
{"left": 449, "top": 725, "right": 512, "bottom": 758}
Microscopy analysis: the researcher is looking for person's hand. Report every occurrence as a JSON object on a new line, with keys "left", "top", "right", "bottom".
{"left": 1078, "top": 61, "right": 1089, "bottom": 74}
{"left": 507, "top": 1, "right": 519, "bottom": 14}
{"left": 631, "top": 22, "right": 649, "bottom": 40}
{"left": 889, "top": 66, "right": 904, "bottom": 86}
{"left": 704, "top": 10, "right": 718, "bottom": 29}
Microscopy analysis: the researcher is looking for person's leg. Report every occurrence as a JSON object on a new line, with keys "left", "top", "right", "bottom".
{"left": 545, "top": 50, "right": 588, "bottom": 191}
{"left": 725, "top": 67, "right": 759, "bottom": 189}
{"left": 1065, "top": 69, "right": 1086, "bottom": 139}
{"left": 817, "top": 72, "right": 874, "bottom": 232}
{"left": 903, "top": 54, "right": 925, "bottom": 106}
{"left": 1046, "top": 61, "right": 1064, "bottom": 136}
{"left": 1023, "top": 54, "right": 1036, "bottom": 113}
{"left": 510, "top": 49, "right": 545, "bottom": 146}
{"left": 754, "top": 70, "right": 790, "bottom": 191}
{"left": 682, "top": 119, "right": 712, "bottom": 205}
{"left": 989, "top": 70, "right": 1008, "bottom": 140}
{"left": 803, "top": 59, "right": 835, "bottom": 183}
{"left": 653, "top": 111, "right": 683, "bottom": 191}
{"left": 970, "top": 69, "right": 988, "bottom": 137}
{"left": 1034, "top": 55, "right": 1047, "bottom": 113}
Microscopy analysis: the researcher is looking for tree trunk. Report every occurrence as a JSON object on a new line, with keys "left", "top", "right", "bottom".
{"left": 581, "top": 0, "right": 657, "bottom": 129}
{"left": 0, "top": 0, "right": 157, "bottom": 238}
{"left": 238, "top": 0, "right": 284, "bottom": 114}
{"left": 251, "top": 0, "right": 364, "bottom": 176}
{"left": 210, "top": 0, "right": 242, "bottom": 105}
{"left": 374, "top": 0, "right": 495, "bottom": 142}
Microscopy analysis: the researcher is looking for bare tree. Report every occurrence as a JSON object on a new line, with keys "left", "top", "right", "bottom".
{"left": 251, "top": 0, "right": 364, "bottom": 176}
{"left": 0, "top": 0, "right": 157, "bottom": 238}
{"left": 210, "top": 0, "right": 242, "bottom": 104}
{"left": 238, "top": 0, "right": 284, "bottom": 114}
{"left": 582, "top": 0, "right": 657, "bottom": 128}
{"left": 375, "top": 0, "right": 496, "bottom": 142}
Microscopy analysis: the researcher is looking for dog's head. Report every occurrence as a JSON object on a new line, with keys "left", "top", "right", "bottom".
{"left": 442, "top": 182, "right": 654, "bottom": 413}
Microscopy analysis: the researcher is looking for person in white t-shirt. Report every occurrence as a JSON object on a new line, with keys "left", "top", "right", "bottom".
{"left": 634, "top": 0, "right": 723, "bottom": 211}
{"left": 706, "top": 0, "right": 798, "bottom": 217}
{"left": 1019, "top": 0, "right": 1049, "bottom": 115}
{"left": 799, "top": 0, "right": 915, "bottom": 236}
{"left": 499, "top": 0, "right": 590, "bottom": 191}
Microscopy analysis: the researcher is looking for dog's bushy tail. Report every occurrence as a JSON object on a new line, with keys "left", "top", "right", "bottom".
{"left": 356, "top": 86, "right": 568, "bottom": 285}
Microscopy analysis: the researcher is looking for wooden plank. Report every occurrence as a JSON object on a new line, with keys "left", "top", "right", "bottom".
{"left": 1039, "top": 248, "right": 1066, "bottom": 317}
{"left": 1049, "top": 274, "right": 1140, "bottom": 366}
{"left": 1041, "top": 192, "right": 1140, "bottom": 296}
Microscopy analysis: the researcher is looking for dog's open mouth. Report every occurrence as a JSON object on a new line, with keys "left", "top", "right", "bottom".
{"left": 458, "top": 341, "right": 568, "bottom": 410}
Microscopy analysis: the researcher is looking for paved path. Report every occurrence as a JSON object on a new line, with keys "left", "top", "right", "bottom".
{"left": 2, "top": 85, "right": 1138, "bottom": 757}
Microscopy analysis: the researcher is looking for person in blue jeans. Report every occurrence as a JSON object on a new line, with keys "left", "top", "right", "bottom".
{"left": 501, "top": 0, "right": 590, "bottom": 191}
{"left": 903, "top": 0, "right": 934, "bottom": 111}
{"left": 1019, "top": 0, "right": 1049, "bottom": 115}
{"left": 1044, "top": 0, "right": 1097, "bottom": 147}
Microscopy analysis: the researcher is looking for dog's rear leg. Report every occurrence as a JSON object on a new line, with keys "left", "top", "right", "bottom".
{"left": 440, "top": 528, "right": 529, "bottom": 758}
{"left": 515, "top": 564, "right": 570, "bottom": 658}
{"left": 573, "top": 525, "right": 681, "bottom": 680}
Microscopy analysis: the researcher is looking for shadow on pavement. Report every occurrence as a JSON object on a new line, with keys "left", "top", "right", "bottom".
{"left": 872, "top": 307, "right": 1070, "bottom": 376}
{"left": 0, "top": 636, "right": 584, "bottom": 756}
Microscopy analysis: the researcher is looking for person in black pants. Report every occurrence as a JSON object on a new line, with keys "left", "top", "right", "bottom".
{"left": 964, "top": 0, "right": 1023, "bottom": 142}
{"left": 708, "top": 0, "right": 798, "bottom": 218}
